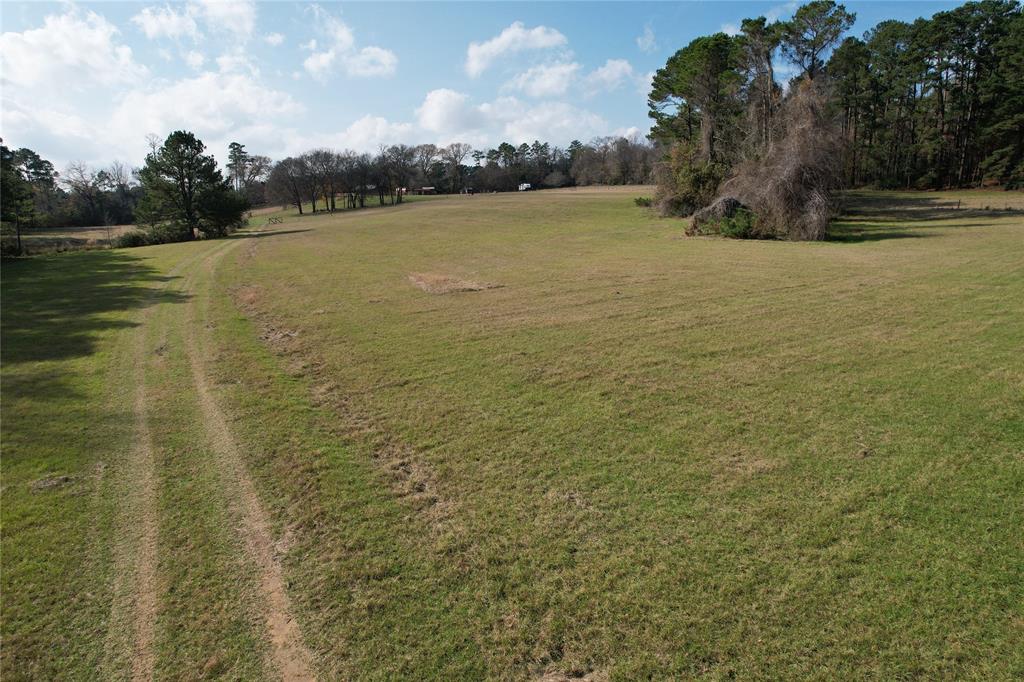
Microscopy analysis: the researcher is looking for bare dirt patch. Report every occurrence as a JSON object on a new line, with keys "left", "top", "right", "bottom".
{"left": 408, "top": 272, "right": 502, "bottom": 294}
{"left": 30, "top": 474, "right": 74, "bottom": 491}
{"left": 535, "top": 668, "right": 609, "bottom": 682}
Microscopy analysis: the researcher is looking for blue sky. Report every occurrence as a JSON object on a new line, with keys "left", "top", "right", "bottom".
{"left": 0, "top": 1, "right": 958, "bottom": 168}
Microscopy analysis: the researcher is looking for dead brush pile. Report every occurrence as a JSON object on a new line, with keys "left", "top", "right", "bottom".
{"left": 716, "top": 79, "right": 842, "bottom": 240}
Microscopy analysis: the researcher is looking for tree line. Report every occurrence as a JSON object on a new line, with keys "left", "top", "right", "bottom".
{"left": 647, "top": 0, "right": 1022, "bottom": 239}
{"left": 266, "top": 137, "right": 657, "bottom": 214}
{"left": 2, "top": 132, "right": 655, "bottom": 253}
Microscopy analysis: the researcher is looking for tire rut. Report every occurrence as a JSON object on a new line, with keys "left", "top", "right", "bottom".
{"left": 183, "top": 239, "right": 317, "bottom": 681}
{"left": 104, "top": 247, "right": 210, "bottom": 681}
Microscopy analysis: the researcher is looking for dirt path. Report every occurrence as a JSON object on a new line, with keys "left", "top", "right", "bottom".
{"left": 127, "top": 334, "right": 159, "bottom": 682}
{"left": 103, "top": 234, "right": 314, "bottom": 680}
{"left": 102, "top": 248, "right": 211, "bottom": 680}
{"left": 182, "top": 240, "right": 317, "bottom": 681}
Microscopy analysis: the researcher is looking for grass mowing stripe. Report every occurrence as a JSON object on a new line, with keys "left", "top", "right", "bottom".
{"left": 1, "top": 249, "right": 186, "bottom": 680}
{"left": 133, "top": 239, "right": 275, "bottom": 679}
{"left": 207, "top": 230, "right": 492, "bottom": 679}
{"left": 183, "top": 238, "right": 317, "bottom": 679}
{"left": 218, "top": 188, "right": 1023, "bottom": 678}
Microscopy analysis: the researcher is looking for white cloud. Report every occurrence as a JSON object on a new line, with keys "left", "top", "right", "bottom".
{"left": 638, "top": 70, "right": 655, "bottom": 97}
{"left": 636, "top": 24, "right": 656, "bottom": 53}
{"left": 131, "top": 1, "right": 256, "bottom": 42}
{"left": 721, "top": 2, "right": 796, "bottom": 38}
{"left": 193, "top": 0, "right": 256, "bottom": 39}
{"left": 584, "top": 59, "right": 636, "bottom": 94}
{"left": 131, "top": 5, "right": 199, "bottom": 40}
{"left": 465, "top": 21, "right": 568, "bottom": 77}
{"left": 319, "top": 8, "right": 354, "bottom": 52}
{"left": 0, "top": 7, "right": 148, "bottom": 93}
{"left": 766, "top": 1, "right": 800, "bottom": 22}
{"left": 498, "top": 100, "right": 607, "bottom": 144}
{"left": 612, "top": 125, "right": 643, "bottom": 140}
{"left": 345, "top": 46, "right": 398, "bottom": 77}
{"left": 416, "top": 89, "right": 482, "bottom": 136}
{"left": 412, "top": 88, "right": 610, "bottom": 148}
{"left": 109, "top": 72, "right": 302, "bottom": 160}
{"left": 184, "top": 50, "right": 206, "bottom": 69}
{"left": 504, "top": 62, "right": 580, "bottom": 98}
{"left": 303, "top": 49, "right": 337, "bottom": 79}
{"left": 301, "top": 5, "right": 397, "bottom": 81}
{"left": 264, "top": 32, "right": 284, "bottom": 46}
{"left": 216, "top": 47, "right": 259, "bottom": 75}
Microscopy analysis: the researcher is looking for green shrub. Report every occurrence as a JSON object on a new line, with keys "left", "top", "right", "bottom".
{"left": 716, "top": 208, "right": 757, "bottom": 239}
{"left": 634, "top": 196, "right": 653, "bottom": 207}
{"left": 114, "top": 223, "right": 185, "bottom": 248}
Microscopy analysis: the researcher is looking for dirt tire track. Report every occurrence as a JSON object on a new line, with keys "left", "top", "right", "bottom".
{"left": 127, "top": 342, "right": 159, "bottom": 682}
{"left": 103, "top": 247, "right": 212, "bottom": 681}
{"left": 183, "top": 238, "right": 317, "bottom": 681}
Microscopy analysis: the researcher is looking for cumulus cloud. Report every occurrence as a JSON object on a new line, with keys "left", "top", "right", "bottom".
{"left": 465, "top": 21, "right": 568, "bottom": 77}
{"left": 416, "top": 89, "right": 483, "bottom": 137}
{"left": 1, "top": 5, "right": 646, "bottom": 170}
{"left": 722, "top": 1, "right": 798, "bottom": 35}
{"left": 193, "top": 0, "right": 256, "bottom": 38}
{"left": 637, "top": 70, "right": 655, "bottom": 97}
{"left": 584, "top": 59, "right": 638, "bottom": 95}
{"left": 636, "top": 24, "right": 656, "bottom": 53}
{"left": 264, "top": 32, "right": 284, "bottom": 46}
{"left": 131, "top": 1, "right": 256, "bottom": 42}
{"left": 345, "top": 47, "right": 398, "bottom": 77}
{"left": 131, "top": 5, "right": 199, "bottom": 40}
{"left": 216, "top": 47, "right": 259, "bottom": 75}
{"left": 499, "top": 100, "right": 607, "bottom": 144}
{"left": 412, "top": 88, "right": 610, "bottom": 148}
{"left": 108, "top": 72, "right": 302, "bottom": 160}
{"left": 288, "top": 115, "right": 415, "bottom": 154}
{"left": 184, "top": 50, "right": 206, "bottom": 69}
{"left": 503, "top": 62, "right": 580, "bottom": 98}
{"left": 301, "top": 5, "right": 397, "bottom": 80}
{"left": 0, "top": 7, "right": 147, "bottom": 92}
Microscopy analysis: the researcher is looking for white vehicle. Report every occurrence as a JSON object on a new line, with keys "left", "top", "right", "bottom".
{"left": 518, "top": 183, "right": 532, "bottom": 192}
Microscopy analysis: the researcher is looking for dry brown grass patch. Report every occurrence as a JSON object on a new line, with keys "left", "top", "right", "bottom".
{"left": 408, "top": 272, "right": 501, "bottom": 294}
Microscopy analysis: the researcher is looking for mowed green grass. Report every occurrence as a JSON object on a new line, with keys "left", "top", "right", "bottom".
{"left": 2, "top": 186, "right": 1023, "bottom": 679}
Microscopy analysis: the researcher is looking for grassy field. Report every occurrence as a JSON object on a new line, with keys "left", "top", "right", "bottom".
{"left": 2, "top": 186, "right": 1022, "bottom": 679}
{"left": 8, "top": 224, "right": 135, "bottom": 254}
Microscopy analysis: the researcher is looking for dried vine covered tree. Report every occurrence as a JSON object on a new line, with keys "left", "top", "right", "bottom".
{"left": 650, "top": 0, "right": 1024, "bottom": 239}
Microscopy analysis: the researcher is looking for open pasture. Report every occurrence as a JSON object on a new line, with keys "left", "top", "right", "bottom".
{"left": 2, "top": 186, "right": 1022, "bottom": 679}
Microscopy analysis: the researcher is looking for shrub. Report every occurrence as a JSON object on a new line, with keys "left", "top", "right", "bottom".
{"left": 634, "top": 196, "right": 653, "bottom": 207}
{"left": 114, "top": 223, "right": 189, "bottom": 248}
{"left": 716, "top": 208, "right": 757, "bottom": 238}
{"left": 654, "top": 142, "right": 726, "bottom": 217}
{"left": 688, "top": 198, "right": 759, "bottom": 239}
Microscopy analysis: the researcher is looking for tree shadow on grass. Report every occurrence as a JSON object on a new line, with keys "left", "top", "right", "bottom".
{"left": 1, "top": 249, "right": 190, "bottom": 367}
{"left": 839, "top": 192, "right": 1024, "bottom": 224}
{"left": 827, "top": 221, "right": 932, "bottom": 243}
{"left": 226, "top": 228, "right": 311, "bottom": 240}
{"left": 829, "top": 192, "right": 1024, "bottom": 242}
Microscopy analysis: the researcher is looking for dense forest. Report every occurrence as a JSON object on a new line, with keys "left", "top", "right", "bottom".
{"left": 647, "top": 0, "right": 1022, "bottom": 238}
{"left": 828, "top": 0, "right": 1023, "bottom": 188}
